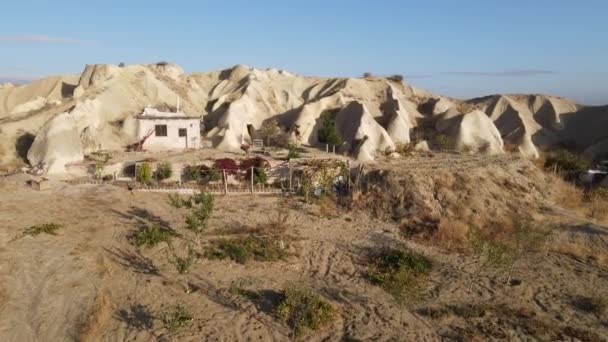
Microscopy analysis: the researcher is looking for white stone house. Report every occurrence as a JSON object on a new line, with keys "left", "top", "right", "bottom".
{"left": 136, "top": 107, "right": 201, "bottom": 151}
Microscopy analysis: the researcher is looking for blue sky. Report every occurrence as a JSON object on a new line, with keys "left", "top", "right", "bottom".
{"left": 1, "top": 0, "right": 607, "bottom": 105}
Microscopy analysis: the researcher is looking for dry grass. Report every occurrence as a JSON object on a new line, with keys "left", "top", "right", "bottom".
{"left": 78, "top": 289, "right": 111, "bottom": 341}
{"left": 0, "top": 286, "right": 5, "bottom": 314}
{"left": 547, "top": 173, "right": 608, "bottom": 224}
{"left": 434, "top": 172, "right": 455, "bottom": 190}
{"left": 547, "top": 173, "right": 585, "bottom": 211}
{"left": 317, "top": 196, "right": 340, "bottom": 219}
{"left": 548, "top": 240, "right": 608, "bottom": 267}
{"left": 585, "top": 188, "right": 608, "bottom": 223}
{"left": 435, "top": 220, "right": 469, "bottom": 250}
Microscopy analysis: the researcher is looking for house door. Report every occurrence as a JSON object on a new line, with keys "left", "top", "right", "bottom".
{"left": 178, "top": 128, "right": 188, "bottom": 148}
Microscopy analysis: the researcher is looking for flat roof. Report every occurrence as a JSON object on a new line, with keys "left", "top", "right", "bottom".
{"left": 136, "top": 115, "right": 199, "bottom": 120}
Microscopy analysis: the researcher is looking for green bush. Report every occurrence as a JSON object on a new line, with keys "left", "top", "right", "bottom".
{"left": 185, "top": 192, "right": 214, "bottom": 233}
{"left": 184, "top": 165, "right": 201, "bottom": 182}
{"left": 169, "top": 245, "right": 196, "bottom": 274}
{"left": 136, "top": 162, "right": 153, "bottom": 184}
{"left": 156, "top": 162, "right": 173, "bottom": 180}
{"left": 367, "top": 247, "right": 431, "bottom": 312}
{"left": 254, "top": 167, "right": 268, "bottom": 184}
{"left": 367, "top": 248, "right": 431, "bottom": 286}
{"left": 433, "top": 133, "right": 453, "bottom": 151}
{"left": 93, "top": 161, "right": 105, "bottom": 180}
{"left": 207, "top": 168, "right": 221, "bottom": 182}
{"left": 277, "top": 284, "right": 334, "bottom": 337}
{"left": 317, "top": 112, "right": 342, "bottom": 147}
{"left": 133, "top": 225, "right": 172, "bottom": 248}
{"left": 162, "top": 305, "right": 193, "bottom": 332}
{"left": 544, "top": 149, "right": 590, "bottom": 180}
{"left": 287, "top": 145, "right": 301, "bottom": 159}
{"left": 204, "top": 236, "right": 288, "bottom": 264}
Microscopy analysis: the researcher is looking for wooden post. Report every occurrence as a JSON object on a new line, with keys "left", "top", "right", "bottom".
{"left": 333, "top": 145, "right": 336, "bottom": 154}
{"left": 251, "top": 166, "right": 254, "bottom": 195}
{"left": 222, "top": 169, "right": 228, "bottom": 195}
{"left": 288, "top": 159, "right": 292, "bottom": 194}
{"left": 347, "top": 160, "right": 351, "bottom": 193}
{"left": 326, "top": 144, "right": 328, "bottom": 153}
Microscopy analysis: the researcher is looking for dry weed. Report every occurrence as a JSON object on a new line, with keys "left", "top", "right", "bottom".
{"left": 585, "top": 189, "right": 608, "bottom": 223}
{"left": 549, "top": 240, "right": 608, "bottom": 267}
{"left": 317, "top": 196, "right": 340, "bottom": 219}
{"left": 547, "top": 173, "right": 585, "bottom": 212}
{"left": 434, "top": 172, "right": 455, "bottom": 190}
{"left": 78, "top": 289, "right": 111, "bottom": 341}
{"left": 435, "top": 220, "right": 469, "bottom": 250}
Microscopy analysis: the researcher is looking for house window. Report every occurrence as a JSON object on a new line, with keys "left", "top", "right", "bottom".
{"left": 155, "top": 125, "right": 167, "bottom": 137}
{"left": 178, "top": 128, "right": 187, "bottom": 137}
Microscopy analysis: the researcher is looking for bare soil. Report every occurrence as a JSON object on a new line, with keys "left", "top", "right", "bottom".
{"left": 0, "top": 153, "right": 606, "bottom": 341}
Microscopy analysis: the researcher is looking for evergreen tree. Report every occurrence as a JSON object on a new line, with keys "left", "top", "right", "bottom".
{"left": 318, "top": 112, "right": 342, "bottom": 146}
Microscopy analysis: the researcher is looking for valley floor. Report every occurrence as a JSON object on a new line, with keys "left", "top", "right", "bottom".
{"left": 0, "top": 156, "right": 607, "bottom": 341}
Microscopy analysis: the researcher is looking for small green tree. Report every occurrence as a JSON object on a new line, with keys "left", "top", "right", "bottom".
{"left": 544, "top": 149, "right": 590, "bottom": 180}
{"left": 287, "top": 144, "right": 301, "bottom": 159}
{"left": 93, "top": 161, "right": 105, "bottom": 180}
{"left": 156, "top": 162, "right": 173, "bottom": 181}
{"left": 136, "top": 162, "right": 153, "bottom": 184}
{"left": 259, "top": 119, "right": 281, "bottom": 147}
{"left": 317, "top": 112, "right": 342, "bottom": 147}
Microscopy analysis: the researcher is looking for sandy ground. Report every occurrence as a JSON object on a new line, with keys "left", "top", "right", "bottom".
{"left": 0, "top": 155, "right": 607, "bottom": 341}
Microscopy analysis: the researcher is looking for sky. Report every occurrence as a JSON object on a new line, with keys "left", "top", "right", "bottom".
{"left": 1, "top": 0, "right": 607, "bottom": 105}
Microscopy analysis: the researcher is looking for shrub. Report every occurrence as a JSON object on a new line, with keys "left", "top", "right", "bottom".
{"left": 544, "top": 149, "right": 590, "bottom": 180}
{"left": 183, "top": 165, "right": 201, "bottom": 182}
{"left": 162, "top": 305, "right": 193, "bottom": 332}
{"left": 589, "top": 293, "right": 608, "bottom": 316}
{"left": 287, "top": 144, "right": 301, "bottom": 159}
{"left": 201, "top": 166, "right": 221, "bottom": 182}
{"left": 242, "top": 157, "right": 269, "bottom": 184}
{"left": 214, "top": 158, "right": 239, "bottom": 175}
{"left": 394, "top": 142, "right": 415, "bottom": 156}
{"left": 317, "top": 112, "right": 342, "bottom": 147}
{"left": 387, "top": 74, "right": 404, "bottom": 83}
{"left": 367, "top": 248, "right": 432, "bottom": 286}
{"left": 167, "top": 194, "right": 192, "bottom": 209}
{"left": 258, "top": 206, "right": 290, "bottom": 249}
{"left": 93, "top": 161, "right": 105, "bottom": 180}
{"left": 433, "top": 133, "right": 453, "bottom": 151}
{"left": 204, "top": 236, "right": 288, "bottom": 264}
{"left": 186, "top": 192, "right": 214, "bottom": 234}
{"left": 259, "top": 119, "right": 281, "bottom": 147}
{"left": 156, "top": 162, "right": 173, "bottom": 181}
{"left": 583, "top": 188, "right": 608, "bottom": 223}
{"left": 169, "top": 245, "right": 196, "bottom": 274}
{"left": 22, "top": 223, "right": 62, "bottom": 237}
{"left": 118, "top": 62, "right": 125, "bottom": 68}
{"left": 467, "top": 219, "right": 548, "bottom": 284}
{"left": 277, "top": 284, "right": 334, "bottom": 337}
{"left": 136, "top": 162, "right": 153, "bottom": 184}
{"left": 362, "top": 72, "right": 373, "bottom": 78}
{"left": 133, "top": 225, "right": 172, "bottom": 248}
{"left": 367, "top": 247, "right": 431, "bottom": 328}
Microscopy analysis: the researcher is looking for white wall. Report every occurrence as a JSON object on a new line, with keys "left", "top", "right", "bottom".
{"left": 138, "top": 118, "right": 201, "bottom": 151}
